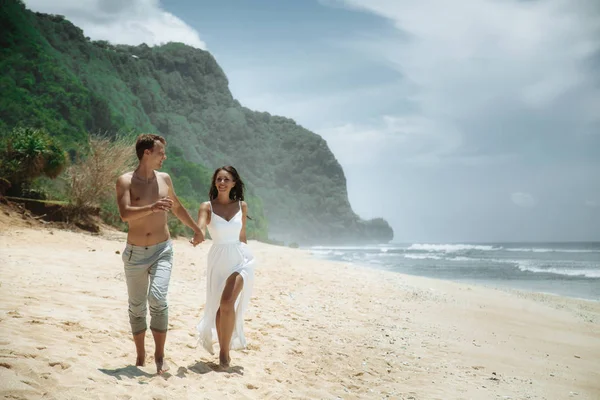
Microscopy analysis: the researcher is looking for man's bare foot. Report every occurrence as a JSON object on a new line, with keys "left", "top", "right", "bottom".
{"left": 136, "top": 353, "right": 145, "bottom": 367}
{"left": 155, "top": 356, "right": 169, "bottom": 375}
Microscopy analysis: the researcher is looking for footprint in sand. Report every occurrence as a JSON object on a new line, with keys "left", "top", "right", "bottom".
{"left": 60, "top": 321, "right": 84, "bottom": 332}
{"left": 48, "top": 361, "right": 70, "bottom": 370}
{"left": 0, "top": 362, "right": 12, "bottom": 369}
{"left": 114, "top": 272, "right": 125, "bottom": 281}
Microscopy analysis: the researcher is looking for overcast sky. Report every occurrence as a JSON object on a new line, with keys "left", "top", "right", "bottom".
{"left": 25, "top": 0, "right": 600, "bottom": 242}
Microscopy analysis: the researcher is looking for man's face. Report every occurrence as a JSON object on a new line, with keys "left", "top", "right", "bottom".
{"left": 145, "top": 141, "right": 166, "bottom": 169}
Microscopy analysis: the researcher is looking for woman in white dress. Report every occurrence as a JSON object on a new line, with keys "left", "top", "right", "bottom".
{"left": 196, "top": 166, "right": 255, "bottom": 368}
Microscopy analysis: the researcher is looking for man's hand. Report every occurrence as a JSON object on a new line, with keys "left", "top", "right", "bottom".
{"left": 152, "top": 197, "right": 174, "bottom": 213}
{"left": 189, "top": 230, "right": 204, "bottom": 247}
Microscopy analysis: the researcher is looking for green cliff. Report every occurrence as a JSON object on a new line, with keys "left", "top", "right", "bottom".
{"left": 0, "top": 0, "right": 393, "bottom": 244}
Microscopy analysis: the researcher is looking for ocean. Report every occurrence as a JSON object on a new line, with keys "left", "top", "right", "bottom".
{"left": 309, "top": 242, "right": 600, "bottom": 301}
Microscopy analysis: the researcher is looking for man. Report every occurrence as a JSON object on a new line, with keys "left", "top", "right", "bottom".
{"left": 115, "top": 133, "right": 203, "bottom": 374}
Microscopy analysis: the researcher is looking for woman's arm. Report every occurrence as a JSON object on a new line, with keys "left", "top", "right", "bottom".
{"left": 197, "top": 201, "right": 211, "bottom": 238}
{"left": 239, "top": 201, "right": 248, "bottom": 244}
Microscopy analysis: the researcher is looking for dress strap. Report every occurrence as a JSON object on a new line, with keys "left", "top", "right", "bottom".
{"left": 208, "top": 200, "right": 213, "bottom": 213}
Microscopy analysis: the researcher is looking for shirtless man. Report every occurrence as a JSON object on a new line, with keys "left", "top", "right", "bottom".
{"left": 115, "top": 134, "right": 203, "bottom": 374}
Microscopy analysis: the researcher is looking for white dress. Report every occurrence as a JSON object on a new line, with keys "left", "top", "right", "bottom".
{"left": 196, "top": 200, "right": 255, "bottom": 355}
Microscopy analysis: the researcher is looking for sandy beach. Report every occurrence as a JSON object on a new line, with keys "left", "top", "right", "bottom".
{"left": 1, "top": 218, "right": 599, "bottom": 399}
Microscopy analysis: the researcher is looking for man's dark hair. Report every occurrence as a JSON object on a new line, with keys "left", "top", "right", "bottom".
{"left": 135, "top": 134, "right": 166, "bottom": 160}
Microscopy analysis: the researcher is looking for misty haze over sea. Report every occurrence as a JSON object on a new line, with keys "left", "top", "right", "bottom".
{"left": 310, "top": 242, "right": 600, "bottom": 301}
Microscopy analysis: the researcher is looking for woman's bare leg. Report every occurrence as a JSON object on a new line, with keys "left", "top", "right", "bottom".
{"left": 218, "top": 272, "right": 244, "bottom": 367}
{"left": 215, "top": 309, "right": 222, "bottom": 349}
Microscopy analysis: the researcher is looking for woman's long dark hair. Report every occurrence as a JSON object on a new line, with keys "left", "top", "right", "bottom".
{"left": 209, "top": 165, "right": 245, "bottom": 201}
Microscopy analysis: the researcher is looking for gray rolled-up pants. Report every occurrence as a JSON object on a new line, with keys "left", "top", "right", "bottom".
{"left": 122, "top": 240, "right": 173, "bottom": 335}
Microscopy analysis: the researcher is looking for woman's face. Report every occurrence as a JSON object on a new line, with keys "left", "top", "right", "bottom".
{"left": 215, "top": 170, "right": 235, "bottom": 194}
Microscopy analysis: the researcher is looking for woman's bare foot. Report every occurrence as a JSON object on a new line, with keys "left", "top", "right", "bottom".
{"left": 155, "top": 356, "right": 169, "bottom": 374}
{"left": 219, "top": 351, "right": 231, "bottom": 368}
{"left": 136, "top": 353, "right": 145, "bottom": 367}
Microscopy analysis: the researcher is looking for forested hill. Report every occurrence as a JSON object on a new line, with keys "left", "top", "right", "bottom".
{"left": 0, "top": 0, "right": 393, "bottom": 244}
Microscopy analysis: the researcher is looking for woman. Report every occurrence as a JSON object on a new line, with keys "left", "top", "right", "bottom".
{"left": 196, "top": 166, "right": 255, "bottom": 368}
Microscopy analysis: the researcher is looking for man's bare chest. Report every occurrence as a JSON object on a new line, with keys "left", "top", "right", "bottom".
{"left": 129, "top": 180, "right": 169, "bottom": 206}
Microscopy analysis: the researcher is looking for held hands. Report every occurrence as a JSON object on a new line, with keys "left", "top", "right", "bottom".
{"left": 151, "top": 197, "right": 173, "bottom": 213}
{"left": 189, "top": 230, "right": 204, "bottom": 247}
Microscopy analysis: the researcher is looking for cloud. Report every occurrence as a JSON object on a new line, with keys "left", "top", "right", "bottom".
{"left": 318, "top": 115, "right": 522, "bottom": 168}
{"left": 23, "top": 0, "right": 206, "bottom": 49}
{"left": 511, "top": 192, "right": 536, "bottom": 208}
{"left": 234, "top": 79, "right": 411, "bottom": 130}
{"left": 325, "top": 0, "right": 600, "bottom": 158}
{"left": 318, "top": 115, "right": 463, "bottom": 167}
{"left": 585, "top": 200, "right": 598, "bottom": 208}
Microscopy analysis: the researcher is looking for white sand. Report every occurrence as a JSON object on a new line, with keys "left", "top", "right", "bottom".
{"left": 1, "top": 222, "right": 599, "bottom": 400}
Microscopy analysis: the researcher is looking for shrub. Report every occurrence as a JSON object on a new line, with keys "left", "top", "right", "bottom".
{"left": 0, "top": 127, "right": 67, "bottom": 196}
{"left": 65, "top": 134, "right": 135, "bottom": 209}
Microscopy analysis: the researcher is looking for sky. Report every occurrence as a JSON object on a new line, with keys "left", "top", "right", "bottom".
{"left": 25, "top": 0, "right": 600, "bottom": 242}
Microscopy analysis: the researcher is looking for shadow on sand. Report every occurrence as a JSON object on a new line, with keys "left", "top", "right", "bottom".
{"left": 99, "top": 360, "right": 244, "bottom": 381}
{"left": 176, "top": 360, "right": 244, "bottom": 377}
{"left": 98, "top": 365, "right": 155, "bottom": 380}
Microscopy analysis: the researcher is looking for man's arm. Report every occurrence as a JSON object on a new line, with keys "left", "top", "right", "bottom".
{"left": 116, "top": 175, "right": 171, "bottom": 222}
{"left": 164, "top": 173, "right": 204, "bottom": 245}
